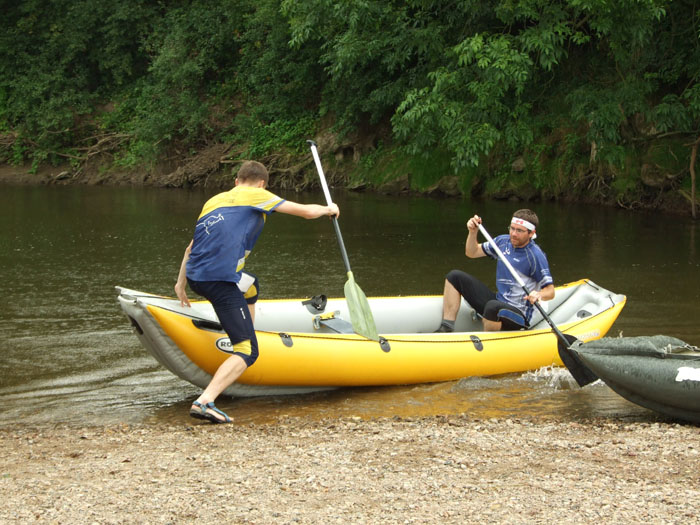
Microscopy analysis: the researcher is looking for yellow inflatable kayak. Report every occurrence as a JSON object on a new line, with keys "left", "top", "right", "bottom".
{"left": 116, "top": 279, "right": 626, "bottom": 396}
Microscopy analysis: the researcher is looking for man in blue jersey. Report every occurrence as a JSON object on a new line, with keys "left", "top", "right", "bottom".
{"left": 174, "top": 160, "right": 339, "bottom": 423}
{"left": 435, "top": 209, "right": 554, "bottom": 332}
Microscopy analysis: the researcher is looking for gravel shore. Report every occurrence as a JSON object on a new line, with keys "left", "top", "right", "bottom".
{"left": 2, "top": 415, "right": 698, "bottom": 524}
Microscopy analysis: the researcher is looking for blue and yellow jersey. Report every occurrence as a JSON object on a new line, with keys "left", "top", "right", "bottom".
{"left": 186, "top": 186, "right": 285, "bottom": 283}
{"left": 482, "top": 235, "right": 553, "bottom": 323}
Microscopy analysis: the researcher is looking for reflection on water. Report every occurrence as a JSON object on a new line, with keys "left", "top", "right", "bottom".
{"left": 0, "top": 185, "right": 697, "bottom": 428}
{"left": 210, "top": 369, "right": 657, "bottom": 426}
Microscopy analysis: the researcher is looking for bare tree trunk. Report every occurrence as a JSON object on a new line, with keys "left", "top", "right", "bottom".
{"left": 690, "top": 138, "right": 698, "bottom": 219}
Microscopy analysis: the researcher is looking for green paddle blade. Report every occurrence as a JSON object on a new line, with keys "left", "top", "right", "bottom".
{"left": 344, "top": 271, "right": 379, "bottom": 341}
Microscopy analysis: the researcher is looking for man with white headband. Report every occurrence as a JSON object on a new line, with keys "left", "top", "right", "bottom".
{"left": 435, "top": 209, "right": 554, "bottom": 332}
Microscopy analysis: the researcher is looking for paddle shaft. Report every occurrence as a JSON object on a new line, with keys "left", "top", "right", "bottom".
{"left": 307, "top": 141, "right": 353, "bottom": 273}
{"left": 306, "top": 140, "right": 379, "bottom": 341}
{"left": 477, "top": 223, "right": 568, "bottom": 342}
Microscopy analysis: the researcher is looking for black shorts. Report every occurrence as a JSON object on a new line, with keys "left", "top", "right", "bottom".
{"left": 187, "top": 279, "right": 259, "bottom": 367}
{"left": 446, "top": 270, "right": 527, "bottom": 330}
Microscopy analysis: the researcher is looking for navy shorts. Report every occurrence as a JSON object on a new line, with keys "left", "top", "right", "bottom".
{"left": 188, "top": 279, "right": 259, "bottom": 367}
{"left": 446, "top": 270, "right": 527, "bottom": 330}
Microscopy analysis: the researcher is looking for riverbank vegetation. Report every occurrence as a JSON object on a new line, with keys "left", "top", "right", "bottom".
{"left": 1, "top": 0, "right": 698, "bottom": 215}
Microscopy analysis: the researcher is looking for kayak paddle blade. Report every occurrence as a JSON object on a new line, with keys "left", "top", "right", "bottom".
{"left": 557, "top": 334, "right": 598, "bottom": 387}
{"left": 344, "top": 271, "right": 379, "bottom": 341}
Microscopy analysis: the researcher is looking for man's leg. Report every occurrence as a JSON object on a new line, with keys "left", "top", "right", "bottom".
{"left": 242, "top": 272, "right": 259, "bottom": 323}
{"left": 194, "top": 354, "right": 248, "bottom": 410}
{"left": 483, "top": 300, "right": 526, "bottom": 332}
{"left": 441, "top": 278, "right": 462, "bottom": 322}
{"left": 248, "top": 304, "right": 255, "bottom": 323}
{"left": 482, "top": 319, "right": 502, "bottom": 331}
{"left": 187, "top": 280, "right": 258, "bottom": 422}
{"left": 436, "top": 270, "right": 495, "bottom": 332}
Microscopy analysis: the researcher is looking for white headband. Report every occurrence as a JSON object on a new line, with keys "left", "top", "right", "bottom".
{"left": 511, "top": 217, "right": 536, "bottom": 231}
{"left": 511, "top": 217, "right": 537, "bottom": 239}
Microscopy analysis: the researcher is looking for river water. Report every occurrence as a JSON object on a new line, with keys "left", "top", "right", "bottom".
{"left": 0, "top": 184, "right": 698, "bottom": 427}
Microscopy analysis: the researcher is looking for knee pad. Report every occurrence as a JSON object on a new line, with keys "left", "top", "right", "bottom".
{"left": 239, "top": 272, "right": 259, "bottom": 305}
{"left": 232, "top": 339, "right": 259, "bottom": 367}
{"left": 244, "top": 279, "right": 259, "bottom": 305}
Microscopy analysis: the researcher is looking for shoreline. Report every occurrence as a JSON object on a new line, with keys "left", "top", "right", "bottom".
{"left": 1, "top": 162, "right": 696, "bottom": 217}
{"left": 2, "top": 415, "right": 698, "bottom": 523}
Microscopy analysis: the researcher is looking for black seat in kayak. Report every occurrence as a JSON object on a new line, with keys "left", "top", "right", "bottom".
{"left": 302, "top": 294, "right": 328, "bottom": 313}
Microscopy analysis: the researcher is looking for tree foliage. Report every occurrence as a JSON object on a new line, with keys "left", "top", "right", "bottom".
{"left": 0, "top": 0, "right": 158, "bottom": 164}
{"left": 1, "top": 0, "right": 699, "bottom": 207}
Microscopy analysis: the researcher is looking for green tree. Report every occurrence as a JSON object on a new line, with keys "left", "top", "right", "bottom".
{"left": 0, "top": 0, "right": 159, "bottom": 164}
{"left": 1, "top": 0, "right": 698, "bottom": 212}
{"left": 391, "top": 0, "right": 669, "bottom": 172}
{"left": 108, "top": 1, "right": 245, "bottom": 162}
{"left": 284, "top": 0, "right": 476, "bottom": 130}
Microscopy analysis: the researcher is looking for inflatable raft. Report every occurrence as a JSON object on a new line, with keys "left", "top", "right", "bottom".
{"left": 116, "top": 279, "right": 626, "bottom": 397}
{"left": 572, "top": 335, "right": 700, "bottom": 423}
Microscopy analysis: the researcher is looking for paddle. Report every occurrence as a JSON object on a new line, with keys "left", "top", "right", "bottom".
{"left": 477, "top": 223, "right": 598, "bottom": 387}
{"left": 307, "top": 140, "right": 379, "bottom": 341}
